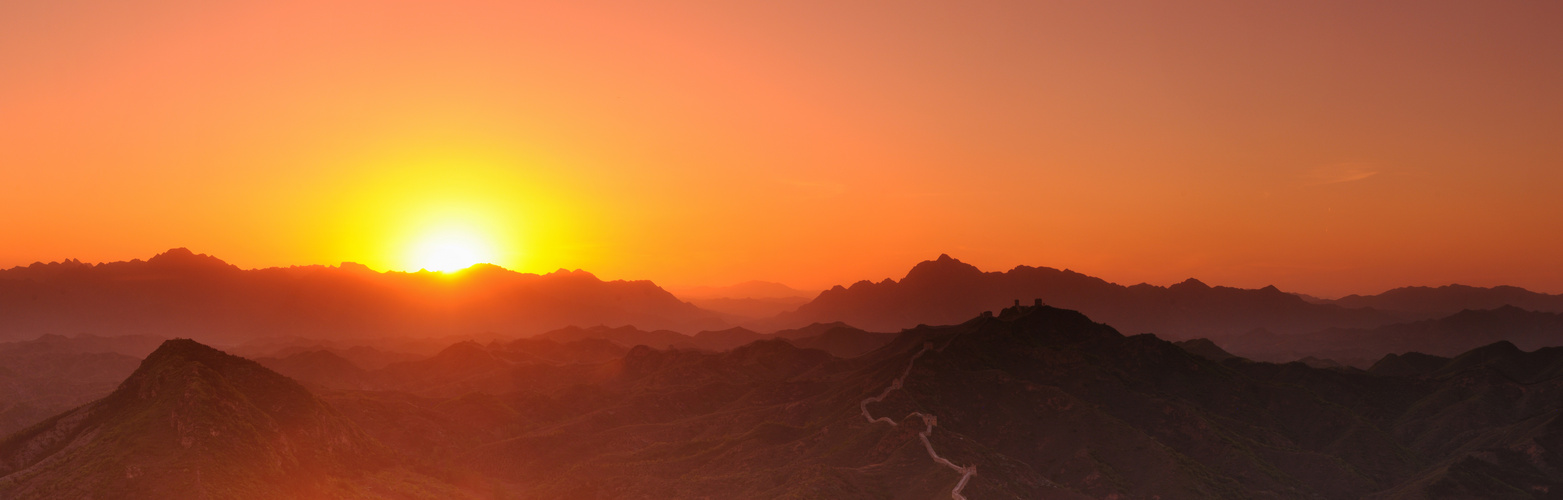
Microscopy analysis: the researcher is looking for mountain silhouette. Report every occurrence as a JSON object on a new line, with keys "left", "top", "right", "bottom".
{"left": 673, "top": 281, "right": 817, "bottom": 320}
{"left": 1220, "top": 305, "right": 1563, "bottom": 366}
{"left": 1324, "top": 284, "right": 1563, "bottom": 317}
{"left": 6, "top": 306, "right": 1562, "bottom": 497}
{"left": 254, "top": 349, "right": 371, "bottom": 391}
{"left": 781, "top": 324, "right": 898, "bottom": 358}
{"left": 771, "top": 254, "right": 1395, "bottom": 338}
{"left": 531, "top": 322, "right": 895, "bottom": 358}
{"left": 1172, "top": 337, "right": 1239, "bottom": 361}
{"left": 0, "top": 249, "right": 727, "bottom": 343}
{"left": 0, "top": 339, "right": 471, "bottom": 499}
{"left": 671, "top": 280, "right": 815, "bottom": 300}
{"left": 682, "top": 296, "right": 813, "bottom": 320}
{"left": 0, "top": 334, "right": 162, "bottom": 436}
{"left": 535, "top": 325, "right": 700, "bottom": 350}
{"left": 402, "top": 303, "right": 1563, "bottom": 498}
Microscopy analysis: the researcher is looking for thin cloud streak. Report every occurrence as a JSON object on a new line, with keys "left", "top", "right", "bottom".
{"left": 1304, "top": 163, "right": 1380, "bottom": 187}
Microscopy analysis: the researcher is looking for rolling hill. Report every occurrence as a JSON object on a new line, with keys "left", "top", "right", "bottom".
{"left": 0, "top": 339, "right": 473, "bottom": 499}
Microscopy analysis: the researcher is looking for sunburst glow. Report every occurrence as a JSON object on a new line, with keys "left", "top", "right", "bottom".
{"left": 409, "top": 229, "right": 497, "bottom": 272}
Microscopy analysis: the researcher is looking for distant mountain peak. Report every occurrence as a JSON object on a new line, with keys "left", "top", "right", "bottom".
{"left": 157, "top": 247, "right": 196, "bottom": 257}
{"left": 0, "top": 337, "right": 397, "bottom": 497}
{"left": 701, "top": 326, "right": 759, "bottom": 336}
{"left": 1467, "top": 339, "right": 1522, "bottom": 355}
{"left": 145, "top": 247, "right": 238, "bottom": 272}
{"left": 0, "top": 250, "right": 728, "bottom": 340}
{"left": 435, "top": 340, "right": 497, "bottom": 361}
{"left": 338, "top": 261, "right": 374, "bottom": 273}
{"left": 1169, "top": 278, "right": 1210, "bottom": 291}
{"left": 546, "top": 268, "right": 598, "bottom": 279}
{"left": 902, "top": 254, "right": 984, "bottom": 283}
{"left": 140, "top": 337, "right": 234, "bottom": 369}
{"left": 672, "top": 280, "right": 814, "bottom": 300}
{"left": 127, "top": 338, "right": 304, "bottom": 400}
{"left": 459, "top": 262, "right": 510, "bottom": 274}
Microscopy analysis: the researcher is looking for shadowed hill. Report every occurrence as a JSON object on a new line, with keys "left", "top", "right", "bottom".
{"left": 672, "top": 281, "right": 815, "bottom": 301}
{"left": 536, "top": 325, "right": 699, "bottom": 350}
{"left": 0, "top": 339, "right": 472, "bottom": 499}
{"left": 8, "top": 310, "right": 1560, "bottom": 498}
{"left": 1325, "top": 284, "right": 1563, "bottom": 317}
{"left": 1173, "top": 337, "right": 1239, "bottom": 362}
{"left": 267, "top": 327, "right": 886, "bottom": 397}
{"left": 254, "top": 349, "right": 371, "bottom": 391}
{"left": 690, "top": 326, "right": 767, "bottom": 351}
{"left": 0, "top": 334, "right": 161, "bottom": 436}
{"left": 684, "top": 296, "right": 812, "bottom": 320}
{"left": 532, "top": 322, "right": 896, "bottom": 359}
{"left": 784, "top": 325, "right": 898, "bottom": 358}
{"left": 770, "top": 254, "right": 1396, "bottom": 338}
{"left": 426, "top": 304, "right": 1563, "bottom": 498}
{"left": 0, "top": 249, "right": 726, "bottom": 343}
{"left": 673, "top": 281, "right": 816, "bottom": 319}
{"left": 1219, "top": 306, "right": 1563, "bottom": 366}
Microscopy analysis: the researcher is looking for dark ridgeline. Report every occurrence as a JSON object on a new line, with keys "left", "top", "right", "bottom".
{"left": 0, "top": 339, "right": 470, "bottom": 499}
{"left": 1220, "top": 305, "right": 1563, "bottom": 367}
{"left": 675, "top": 280, "right": 815, "bottom": 319}
{"left": 6, "top": 305, "right": 1563, "bottom": 498}
{"left": 0, "top": 248, "right": 726, "bottom": 343}
{"left": 766, "top": 255, "right": 1563, "bottom": 365}
{"left": 531, "top": 322, "right": 895, "bottom": 359}
{"left": 257, "top": 323, "right": 896, "bottom": 396}
{"left": 769, "top": 254, "right": 1400, "bottom": 338}
{"left": 1324, "top": 284, "right": 1563, "bottom": 317}
{"left": 0, "top": 334, "right": 166, "bottom": 436}
{"left": 11, "top": 250, "right": 1560, "bottom": 368}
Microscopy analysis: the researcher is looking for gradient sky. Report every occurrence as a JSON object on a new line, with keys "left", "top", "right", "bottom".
{"left": 3, "top": 1, "right": 1561, "bottom": 297}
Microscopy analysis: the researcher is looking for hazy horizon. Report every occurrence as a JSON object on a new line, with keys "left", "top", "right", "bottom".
{"left": 5, "top": 1, "right": 1562, "bottom": 298}
{"left": 12, "top": 247, "right": 1563, "bottom": 300}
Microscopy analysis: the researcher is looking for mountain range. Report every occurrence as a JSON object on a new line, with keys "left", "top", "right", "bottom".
{"left": 1320, "top": 284, "right": 1563, "bottom": 317}
{"left": 671, "top": 280, "right": 818, "bottom": 319}
{"left": 7, "top": 304, "right": 1563, "bottom": 498}
{"left": 0, "top": 339, "right": 473, "bottom": 499}
{"left": 769, "top": 254, "right": 1399, "bottom": 338}
{"left": 255, "top": 322, "right": 897, "bottom": 397}
{"left": 0, "top": 334, "right": 165, "bottom": 436}
{"left": 764, "top": 255, "right": 1563, "bottom": 350}
{"left": 1217, "top": 305, "right": 1563, "bottom": 368}
{"left": 8, "top": 250, "right": 1563, "bottom": 367}
{"left": 0, "top": 248, "right": 725, "bottom": 343}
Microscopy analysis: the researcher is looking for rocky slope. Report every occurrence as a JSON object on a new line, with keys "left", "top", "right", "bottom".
{"left": 0, "top": 339, "right": 472, "bottom": 499}
{"left": 8, "top": 307, "right": 1563, "bottom": 498}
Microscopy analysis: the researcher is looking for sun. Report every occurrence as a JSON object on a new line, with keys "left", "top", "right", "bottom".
{"left": 409, "top": 229, "right": 497, "bottom": 272}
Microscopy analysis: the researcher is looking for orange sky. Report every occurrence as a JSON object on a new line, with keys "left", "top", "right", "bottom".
{"left": 3, "top": 1, "right": 1561, "bottom": 297}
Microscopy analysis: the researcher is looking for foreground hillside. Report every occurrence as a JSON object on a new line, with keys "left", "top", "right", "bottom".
{"left": 0, "top": 334, "right": 164, "bottom": 436}
{"left": 0, "top": 340, "right": 473, "bottom": 499}
{"left": 325, "top": 306, "right": 1563, "bottom": 498}
{"left": 5, "top": 306, "right": 1563, "bottom": 498}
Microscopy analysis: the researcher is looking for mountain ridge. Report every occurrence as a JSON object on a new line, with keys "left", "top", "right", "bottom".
{"left": 0, "top": 249, "right": 726, "bottom": 343}
{"left": 0, "top": 338, "right": 474, "bottom": 499}
{"left": 771, "top": 254, "right": 1397, "bottom": 338}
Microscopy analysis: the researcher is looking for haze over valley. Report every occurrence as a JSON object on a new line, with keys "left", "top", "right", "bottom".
{"left": 6, "top": 251, "right": 1563, "bottom": 498}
